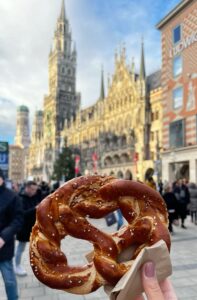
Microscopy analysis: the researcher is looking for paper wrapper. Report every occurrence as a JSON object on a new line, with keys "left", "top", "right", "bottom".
{"left": 86, "top": 240, "right": 172, "bottom": 300}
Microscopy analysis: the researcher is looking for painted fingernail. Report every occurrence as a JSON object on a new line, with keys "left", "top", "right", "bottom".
{"left": 144, "top": 262, "right": 155, "bottom": 278}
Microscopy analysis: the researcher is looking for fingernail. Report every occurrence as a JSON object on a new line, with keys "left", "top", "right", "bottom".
{"left": 144, "top": 262, "right": 155, "bottom": 278}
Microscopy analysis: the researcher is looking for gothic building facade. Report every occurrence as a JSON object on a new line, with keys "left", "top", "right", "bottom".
{"left": 43, "top": 0, "right": 80, "bottom": 179}
{"left": 27, "top": 0, "right": 80, "bottom": 181}
{"left": 62, "top": 46, "right": 162, "bottom": 181}
{"left": 27, "top": 0, "right": 163, "bottom": 182}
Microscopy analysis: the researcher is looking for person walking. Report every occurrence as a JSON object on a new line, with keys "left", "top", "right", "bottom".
{"left": 188, "top": 182, "right": 197, "bottom": 225}
{"left": 0, "top": 169, "right": 23, "bottom": 300}
{"left": 15, "top": 181, "right": 41, "bottom": 276}
{"left": 163, "top": 184, "right": 179, "bottom": 234}
{"left": 173, "top": 179, "right": 190, "bottom": 229}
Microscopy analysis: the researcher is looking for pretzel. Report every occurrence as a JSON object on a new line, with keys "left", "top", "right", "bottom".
{"left": 30, "top": 175, "right": 170, "bottom": 295}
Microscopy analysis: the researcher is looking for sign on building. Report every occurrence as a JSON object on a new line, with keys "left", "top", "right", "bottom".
{"left": 0, "top": 141, "right": 9, "bottom": 179}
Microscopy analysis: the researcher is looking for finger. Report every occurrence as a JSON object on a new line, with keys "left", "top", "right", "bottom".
{"left": 160, "top": 279, "right": 177, "bottom": 300}
{"left": 141, "top": 262, "right": 165, "bottom": 300}
{"left": 134, "top": 295, "right": 145, "bottom": 300}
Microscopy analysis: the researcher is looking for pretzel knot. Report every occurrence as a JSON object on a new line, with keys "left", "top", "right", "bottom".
{"left": 30, "top": 175, "right": 170, "bottom": 295}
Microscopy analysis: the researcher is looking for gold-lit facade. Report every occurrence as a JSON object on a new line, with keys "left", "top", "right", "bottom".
{"left": 27, "top": 1, "right": 80, "bottom": 182}
{"left": 63, "top": 49, "right": 163, "bottom": 181}
{"left": 27, "top": 0, "right": 163, "bottom": 182}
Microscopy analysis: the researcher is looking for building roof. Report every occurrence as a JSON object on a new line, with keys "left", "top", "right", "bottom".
{"left": 17, "top": 105, "right": 29, "bottom": 113}
{"left": 36, "top": 110, "right": 43, "bottom": 117}
{"left": 140, "top": 40, "right": 146, "bottom": 80}
{"left": 100, "top": 67, "right": 105, "bottom": 100}
{"left": 156, "top": 0, "right": 194, "bottom": 29}
{"left": 147, "top": 70, "right": 161, "bottom": 91}
{"left": 60, "top": 0, "right": 66, "bottom": 20}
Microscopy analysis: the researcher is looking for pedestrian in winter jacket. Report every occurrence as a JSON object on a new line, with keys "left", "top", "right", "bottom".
{"left": 188, "top": 182, "right": 197, "bottom": 224}
{"left": 15, "top": 181, "right": 42, "bottom": 276}
{"left": 0, "top": 168, "right": 23, "bottom": 300}
{"left": 163, "top": 184, "right": 179, "bottom": 233}
{"left": 173, "top": 179, "right": 190, "bottom": 229}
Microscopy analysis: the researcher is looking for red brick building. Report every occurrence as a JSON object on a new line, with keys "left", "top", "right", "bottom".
{"left": 157, "top": 0, "right": 197, "bottom": 182}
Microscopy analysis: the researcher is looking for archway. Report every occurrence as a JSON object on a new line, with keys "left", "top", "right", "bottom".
{"left": 178, "top": 163, "right": 189, "bottom": 180}
{"left": 104, "top": 156, "right": 113, "bottom": 167}
{"left": 117, "top": 171, "right": 124, "bottom": 179}
{"left": 121, "top": 153, "right": 130, "bottom": 163}
{"left": 125, "top": 170, "right": 132, "bottom": 180}
{"left": 113, "top": 154, "right": 121, "bottom": 165}
{"left": 144, "top": 168, "right": 154, "bottom": 181}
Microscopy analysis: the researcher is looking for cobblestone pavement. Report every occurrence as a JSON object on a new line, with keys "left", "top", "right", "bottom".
{"left": 0, "top": 217, "right": 197, "bottom": 300}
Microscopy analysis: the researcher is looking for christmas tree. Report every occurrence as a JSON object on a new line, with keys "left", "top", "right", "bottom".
{"left": 53, "top": 142, "right": 75, "bottom": 181}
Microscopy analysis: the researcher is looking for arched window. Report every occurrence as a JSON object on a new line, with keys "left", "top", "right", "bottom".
{"left": 117, "top": 171, "right": 124, "bottom": 179}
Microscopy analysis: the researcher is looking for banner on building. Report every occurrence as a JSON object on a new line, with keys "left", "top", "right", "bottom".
{"left": 92, "top": 152, "right": 98, "bottom": 173}
{"left": 75, "top": 155, "right": 80, "bottom": 176}
{"left": 0, "top": 141, "right": 9, "bottom": 179}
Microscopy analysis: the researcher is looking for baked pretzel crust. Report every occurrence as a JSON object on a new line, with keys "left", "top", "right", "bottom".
{"left": 29, "top": 175, "right": 170, "bottom": 294}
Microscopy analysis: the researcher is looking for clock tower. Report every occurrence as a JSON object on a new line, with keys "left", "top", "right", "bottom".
{"left": 43, "top": 0, "right": 80, "bottom": 180}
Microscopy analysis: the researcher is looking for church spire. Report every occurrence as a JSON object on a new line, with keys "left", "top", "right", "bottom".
{"left": 131, "top": 57, "right": 135, "bottom": 81}
{"left": 100, "top": 67, "right": 105, "bottom": 100}
{"left": 140, "top": 37, "right": 146, "bottom": 80}
{"left": 131, "top": 57, "right": 135, "bottom": 74}
{"left": 60, "top": 0, "right": 66, "bottom": 20}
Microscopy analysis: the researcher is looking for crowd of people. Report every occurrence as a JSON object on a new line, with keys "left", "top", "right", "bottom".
{"left": 146, "top": 176, "right": 197, "bottom": 234}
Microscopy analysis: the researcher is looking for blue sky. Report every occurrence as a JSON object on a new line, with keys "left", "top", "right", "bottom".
{"left": 0, "top": 0, "right": 181, "bottom": 144}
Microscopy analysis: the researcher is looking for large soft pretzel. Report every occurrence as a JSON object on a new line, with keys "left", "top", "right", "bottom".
{"left": 30, "top": 175, "right": 170, "bottom": 295}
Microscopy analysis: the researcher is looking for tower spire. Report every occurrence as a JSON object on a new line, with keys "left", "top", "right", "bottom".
{"left": 100, "top": 66, "right": 105, "bottom": 100}
{"left": 140, "top": 37, "right": 146, "bottom": 80}
{"left": 131, "top": 57, "right": 135, "bottom": 74}
{"left": 60, "top": 0, "right": 66, "bottom": 20}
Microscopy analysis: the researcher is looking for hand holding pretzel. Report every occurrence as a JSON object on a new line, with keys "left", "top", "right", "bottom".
{"left": 30, "top": 175, "right": 170, "bottom": 295}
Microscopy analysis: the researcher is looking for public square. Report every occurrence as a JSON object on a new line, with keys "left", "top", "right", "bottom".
{"left": 0, "top": 217, "right": 197, "bottom": 300}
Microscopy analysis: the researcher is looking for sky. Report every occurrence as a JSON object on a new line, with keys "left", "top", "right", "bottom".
{"left": 0, "top": 0, "right": 181, "bottom": 144}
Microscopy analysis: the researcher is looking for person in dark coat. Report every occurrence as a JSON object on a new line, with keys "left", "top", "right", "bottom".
{"left": 0, "top": 168, "right": 23, "bottom": 300}
{"left": 173, "top": 179, "right": 190, "bottom": 229}
{"left": 15, "top": 181, "right": 41, "bottom": 276}
{"left": 188, "top": 182, "right": 197, "bottom": 224}
{"left": 163, "top": 184, "right": 179, "bottom": 233}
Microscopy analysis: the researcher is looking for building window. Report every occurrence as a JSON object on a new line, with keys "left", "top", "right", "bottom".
{"left": 173, "top": 25, "right": 181, "bottom": 44}
{"left": 150, "top": 152, "right": 154, "bottom": 160}
{"left": 151, "top": 132, "right": 154, "bottom": 141}
{"left": 169, "top": 119, "right": 184, "bottom": 148}
{"left": 173, "top": 55, "right": 182, "bottom": 77}
{"left": 155, "top": 111, "right": 159, "bottom": 120}
{"left": 173, "top": 86, "right": 183, "bottom": 110}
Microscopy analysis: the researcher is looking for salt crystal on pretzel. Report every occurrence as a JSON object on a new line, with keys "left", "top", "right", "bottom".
{"left": 29, "top": 175, "right": 170, "bottom": 295}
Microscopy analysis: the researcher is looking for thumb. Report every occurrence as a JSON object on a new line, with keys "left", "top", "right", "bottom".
{"left": 141, "top": 262, "right": 164, "bottom": 300}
